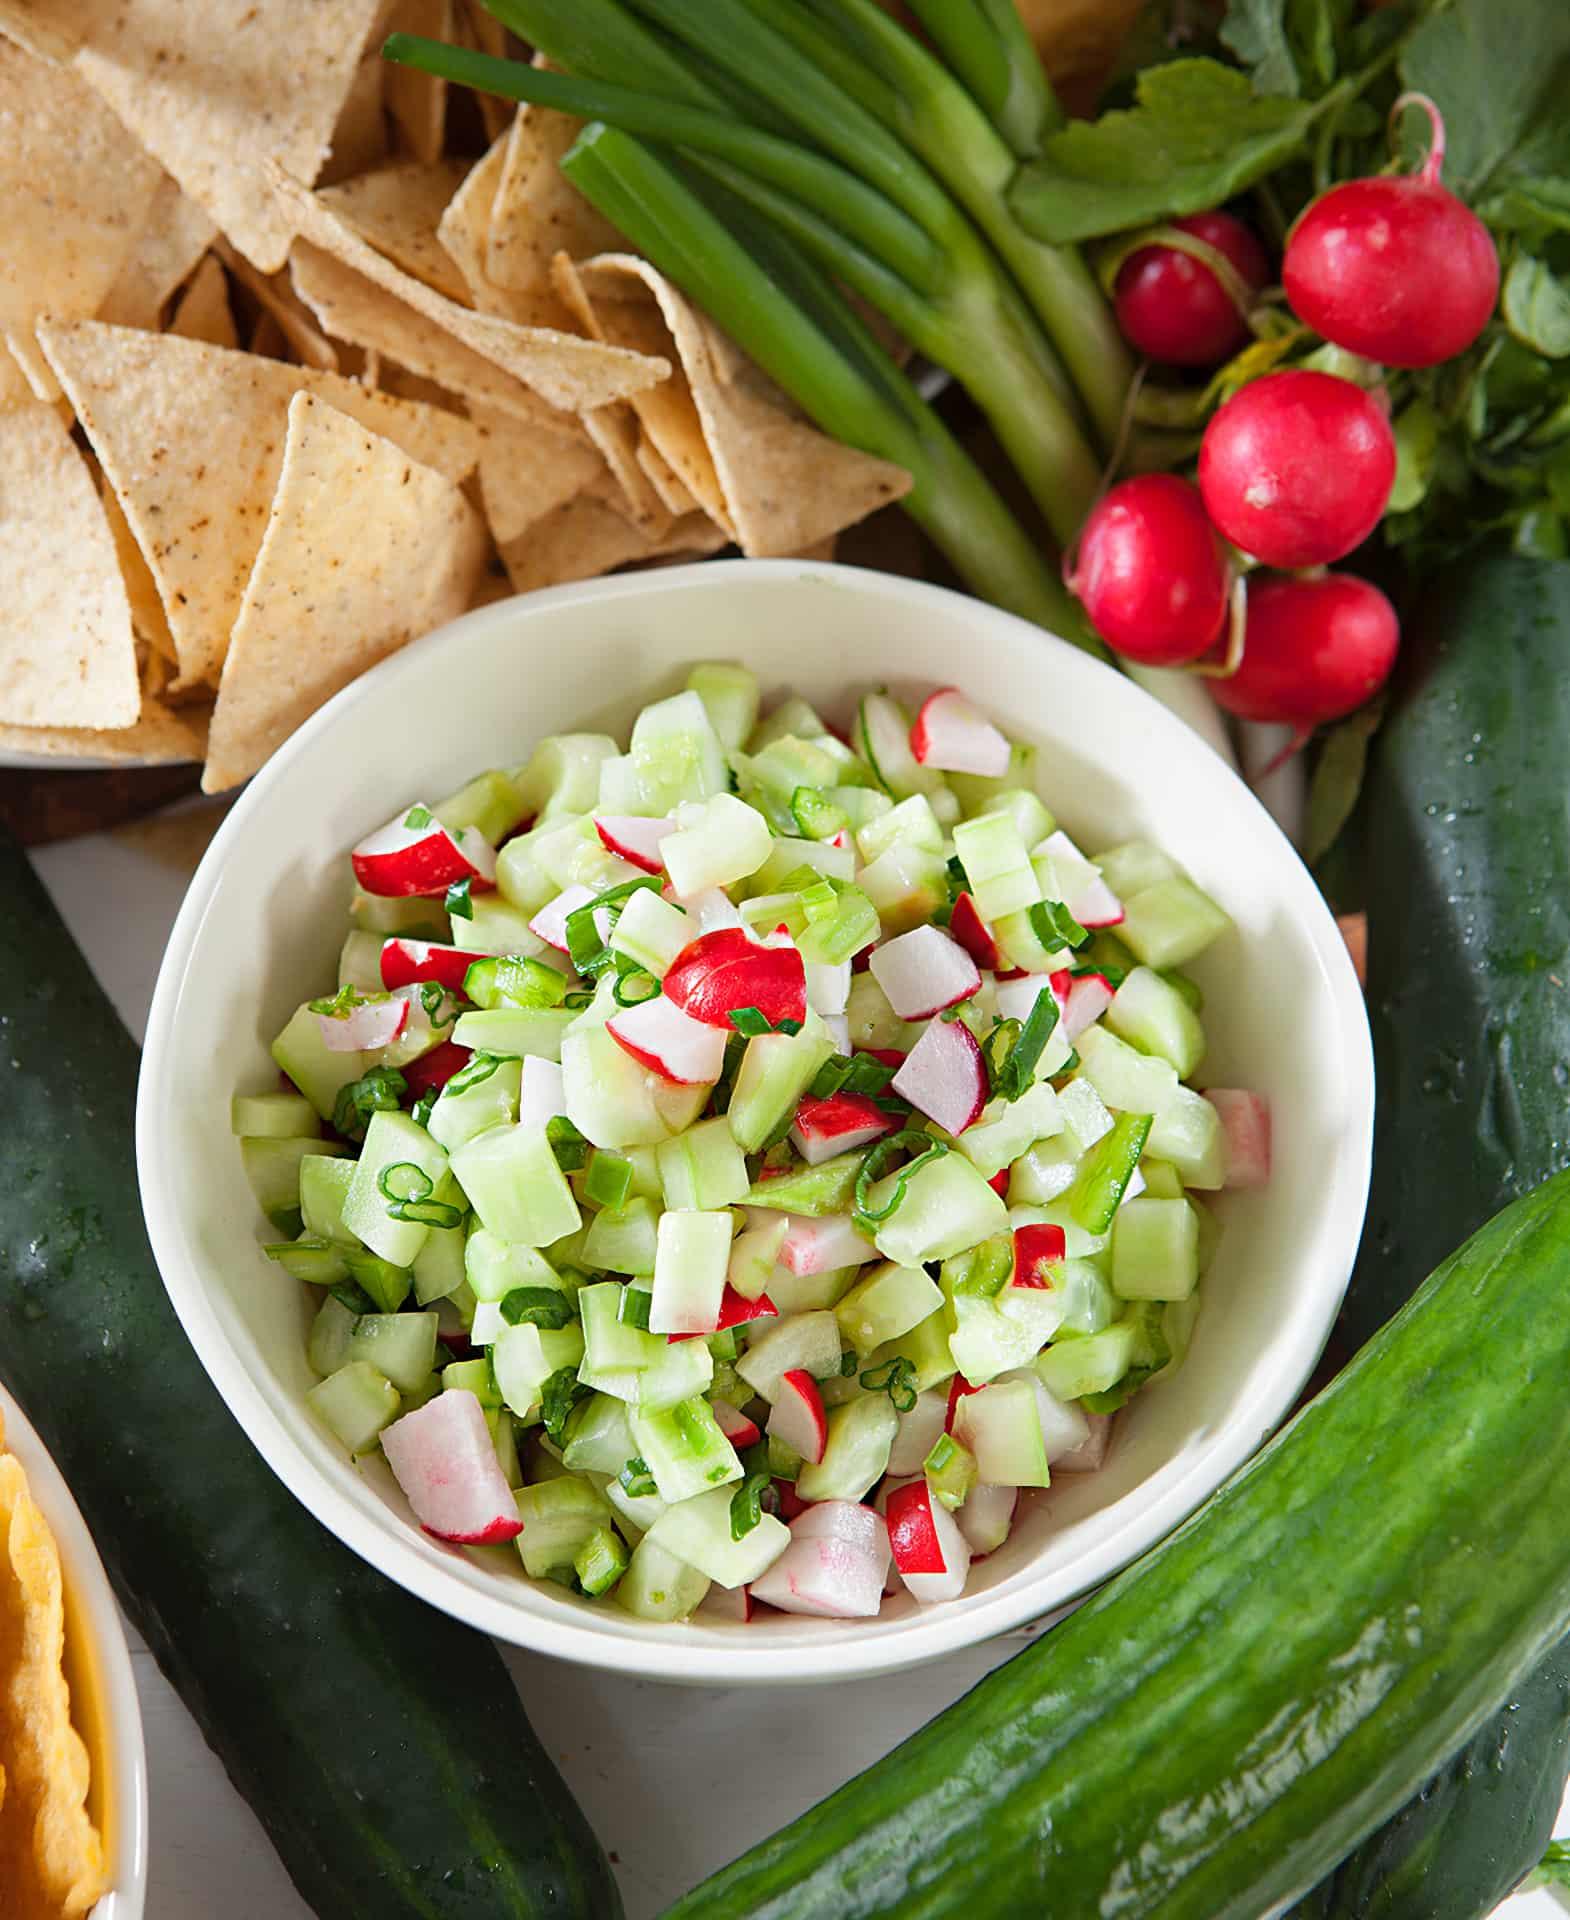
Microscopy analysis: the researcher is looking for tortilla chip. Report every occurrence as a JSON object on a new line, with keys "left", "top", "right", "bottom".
{"left": 487, "top": 102, "right": 622, "bottom": 295}
{"left": 248, "top": 309, "right": 289, "bottom": 362}
{"left": 0, "top": 700, "right": 208, "bottom": 764}
{"left": 268, "top": 163, "right": 670, "bottom": 413}
{"left": 469, "top": 402, "right": 606, "bottom": 547}
{"left": 215, "top": 242, "right": 339, "bottom": 371}
{"left": 636, "top": 435, "right": 699, "bottom": 516}
{"left": 321, "top": 29, "right": 391, "bottom": 186}
{"left": 321, "top": 162, "right": 472, "bottom": 303}
{"left": 98, "top": 473, "right": 176, "bottom": 659}
{"left": 0, "top": 0, "right": 92, "bottom": 62}
{"left": 0, "top": 1415, "right": 107, "bottom": 1919}
{"left": 74, "top": 0, "right": 385, "bottom": 272}
{"left": 576, "top": 254, "right": 912, "bottom": 557}
{"left": 289, "top": 240, "right": 586, "bottom": 437}
{"left": 0, "top": 42, "right": 164, "bottom": 399}
{"left": 382, "top": 0, "right": 453, "bottom": 165}
{"left": 0, "top": 343, "right": 32, "bottom": 413}
{"left": 96, "top": 175, "right": 218, "bottom": 334}
{"left": 433, "top": 134, "right": 580, "bottom": 333}
{"left": 453, "top": 0, "right": 513, "bottom": 142}
{"left": 0, "top": 405, "right": 138, "bottom": 728}
{"left": 39, "top": 319, "right": 483, "bottom": 688}
{"left": 203, "top": 392, "right": 488, "bottom": 791}
{"left": 168, "top": 254, "right": 238, "bottom": 351}
{"left": 499, "top": 496, "right": 725, "bottom": 597}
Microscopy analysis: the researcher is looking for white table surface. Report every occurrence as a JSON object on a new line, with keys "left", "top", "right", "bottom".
{"left": 29, "top": 802, "right": 1567, "bottom": 1920}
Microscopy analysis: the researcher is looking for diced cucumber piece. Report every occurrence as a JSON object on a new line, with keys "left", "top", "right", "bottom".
{"left": 1146, "top": 1086, "right": 1226, "bottom": 1189}
{"left": 766, "top": 1265, "right": 861, "bottom": 1315}
{"left": 231, "top": 1091, "right": 318, "bottom": 1139}
{"left": 650, "top": 1209, "right": 732, "bottom": 1334}
{"left": 1140, "top": 1157, "right": 1185, "bottom": 1199}
{"left": 1119, "top": 876, "right": 1231, "bottom": 969}
{"left": 561, "top": 1019, "right": 706, "bottom": 1150}
{"left": 957, "top": 1081, "right": 1064, "bottom": 1181}
{"left": 790, "top": 786, "right": 849, "bottom": 842}
{"left": 750, "top": 833, "right": 857, "bottom": 892}
{"left": 992, "top": 908, "right": 1069, "bottom": 976}
{"left": 845, "top": 972, "right": 920, "bottom": 1052}
{"left": 737, "top": 735, "right": 846, "bottom": 831}
{"left": 530, "top": 815, "right": 616, "bottom": 891}
{"left": 1055, "top": 1257, "right": 1120, "bottom": 1335}
{"left": 270, "top": 1003, "right": 371, "bottom": 1121}
{"left": 582, "top": 1196, "right": 660, "bottom": 1275}
{"left": 854, "top": 793, "right": 944, "bottom": 864}
{"left": 656, "top": 1116, "right": 749, "bottom": 1211}
{"left": 1104, "top": 966, "right": 1207, "bottom": 1077}
{"left": 947, "top": 1284, "right": 1067, "bottom": 1384}
{"left": 1065, "top": 1112, "right": 1154, "bottom": 1235}
{"left": 744, "top": 1152, "right": 863, "bottom": 1217}
{"left": 855, "top": 691, "right": 949, "bottom": 809}
{"left": 616, "top": 1535, "right": 710, "bottom": 1621}
{"left": 307, "top": 1361, "right": 400, "bottom": 1454}
{"left": 561, "top": 1394, "right": 635, "bottom": 1476}
{"left": 750, "top": 695, "right": 828, "bottom": 750}
{"left": 443, "top": 1356, "right": 500, "bottom": 1406}
{"left": 308, "top": 1294, "right": 358, "bottom": 1376}
{"left": 515, "top": 731, "right": 620, "bottom": 821}
{"left": 450, "top": 1122, "right": 580, "bottom": 1249}
{"left": 628, "top": 1334, "right": 713, "bottom": 1410}
{"left": 686, "top": 661, "right": 759, "bottom": 752}
{"left": 464, "top": 1231, "right": 560, "bottom": 1308}
{"left": 343, "top": 1248, "right": 413, "bottom": 1314}
{"left": 861, "top": 1307, "right": 956, "bottom": 1395}
{"left": 462, "top": 894, "right": 549, "bottom": 956}
{"left": 434, "top": 767, "right": 524, "bottom": 844}
{"left": 580, "top": 1282, "right": 665, "bottom": 1374}
{"left": 1095, "top": 841, "right": 1179, "bottom": 899}
{"left": 241, "top": 1135, "right": 343, "bottom": 1232}
{"left": 464, "top": 953, "right": 567, "bottom": 1012}
{"left": 735, "top": 1310, "right": 843, "bottom": 1399}
{"left": 1008, "top": 1137, "right": 1078, "bottom": 1206}
{"left": 342, "top": 1110, "right": 450, "bottom": 1267}
{"left": 952, "top": 810, "right": 1040, "bottom": 924}
{"left": 728, "top": 1021, "right": 835, "bottom": 1153}
{"left": 494, "top": 834, "right": 557, "bottom": 917}
{"left": 797, "top": 882, "right": 880, "bottom": 968}
{"left": 347, "top": 1312, "right": 440, "bottom": 1392}
{"left": 411, "top": 1188, "right": 467, "bottom": 1303}
{"left": 625, "top": 690, "right": 730, "bottom": 813}
{"left": 834, "top": 1262, "right": 944, "bottom": 1353}
{"left": 484, "top": 1404, "right": 519, "bottom": 1483}
{"left": 868, "top": 1153, "right": 1009, "bottom": 1266}
{"left": 662, "top": 793, "right": 773, "bottom": 896}
{"left": 647, "top": 1484, "right": 790, "bottom": 1588}
{"left": 952, "top": 1378, "right": 1049, "bottom": 1487}
{"left": 350, "top": 890, "right": 447, "bottom": 939}
{"left": 515, "top": 1476, "right": 613, "bottom": 1579}
{"left": 1077, "top": 1025, "right": 1179, "bottom": 1116}
{"left": 603, "top": 1472, "right": 667, "bottom": 1540}
{"left": 575, "top": 1525, "right": 631, "bottom": 1597}
{"left": 858, "top": 841, "right": 948, "bottom": 936}
{"left": 727, "top": 1214, "right": 789, "bottom": 1300}
{"left": 630, "top": 1398, "right": 742, "bottom": 1503}
{"left": 338, "top": 930, "right": 385, "bottom": 994}
{"left": 1112, "top": 1196, "right": 1201, "bottom": 1301}
{"left": 795, "top": 1393, "right": 898, "bottom": 1502}
{"left": 1059, "top": 1077, "right": 1115, "bottom": 1154}
{"left": 924, "top": 1432, "right": 978, "bottom": 1510}
{"left": 427, "top": 1054, "right": 521, "bottom": 1153}
{"left": 493, "top": 1321, "right": 585, "bottom": 1417}
{"left": 450, "top": 1007, "right": 574, "bottom": 1061}
{"left": 1038, "top": 1322, "right": 1139, "bottom": 1400}
{"left": 611, "top": 888, "right": 690, "bottom": 977}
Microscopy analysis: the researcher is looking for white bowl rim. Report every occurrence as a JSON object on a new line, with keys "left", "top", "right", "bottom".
{"left": 138, "top": 557, "right": 1374, "bottom": 1686}
{"left": 0, "top": 1381, "right": 150, "bottom": 1918}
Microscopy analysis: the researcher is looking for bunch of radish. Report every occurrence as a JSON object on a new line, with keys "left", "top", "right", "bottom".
{"left": 1072, "top": 96, "right": 1499, "bottom": 747}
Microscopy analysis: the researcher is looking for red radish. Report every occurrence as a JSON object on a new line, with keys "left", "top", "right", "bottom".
{"left": 669, "top": 1288, "right": 779, "bottom": 1342}
{"left": 790, "top": 1500, "right": 891, "bottom": 1577}
{"left": 528, "top": 883, "right": 596, "bottom": 953}
{"left": 993, "top": 975, "right": 1054, "bottom": 1026}
{"left": 518, "top": 1054, "right": 566, "bottom": 1129}
{"left": 1038, "top": 831, "right": 1124, "bottom": 929}
{"left": 767, "top": 1369, "right": 828, "bottom": 1465}
{"left": 1114, "top": 210, "right": 1270, "bottom": 367}
{"left": 885, "top": 1479, "right": 972, "bottom": 1602}
{"left": 774, "top": 1478, "right": 809, "bottom": 1523}
{"left": 1283, "top": 95, "right": 1498, "bottom": 369}
{"left": 1209, "top": 572, "right": 1399, "bottom": 731}
{"left": 749, "top": 1533, "right": 886, "bottom": 1618}
{"left": 949, "top": 892, "right": 1003, "bottom": 971}
{"left": 869, "top": 925, "right": 981, "bottom": 1020}
{"left": 351, "top": 808, "right": 496, "bottom": 898}
{"left": 711, "top": 1400, "right": 764, "bottom": 1450}
{"left": 401, "top": 1039, "right": 470, "bottom": 1098}
{"left": 987, "top": 1169, "right": 1010, "bottom": 1198}
{"left": 945, "top": 1374, "right": 983, "bottom": 1432}
{"left": 606, "top": 993, "right": 727, "bottom": 1084}
{"left": 1064, "top": 972, "right": 1116, "bottom": 1041}
{"left": 317, "top": 993, "right": 407, "bottom": 1052}
{"left": 956, "top": 1482, "right": 1017, "bottom": 1556}
{"left": 686, "top": 888, "right": 745, "bottom": 934}
{"left": 1055, "top": 1411, "right": 1115, "bottom": 1475}
{"left": 1011, "top": 1222, "right": 1067, "bottom": 1289}
{"left": 806, "top": 960, "right": 851, "bottom": 1019}
{"left": 909, "top": 687, "right": 1011, "bottom": 777}
{"left": 1199, "top": 370, "right": 1395, "bottom": 567}
{"left": 700, "top": 1583, "right": 754, "bottom": 1624}
{"left": 891, "top": 1015, "right": 988, "bottom": 1135}
{"left": 593, "top": 813, "right": 674, "bottom": 873}
{"left": 790, "top": 1091, "right": 898, "bottom": 1166}
{"left": 775, "top": 1212, "right": 880, "bottom": 1276}
{"left": 1068, "top": 475, "right": 1231, "bottom": 666}
{"left": 380, "top": 1390, "right": 522, "bottom": 1545}
{"left": 663, "top": 927, "right": 807, "bottom": 1030}
{"left": 1205, "top": 1088, "right": 1272, "bottom": 1190}
{"left": 379, "top": 937, "right": 487, "bottom": 994}
{"left": 857, "top": 1046, "right": 907, "bottom": 1071}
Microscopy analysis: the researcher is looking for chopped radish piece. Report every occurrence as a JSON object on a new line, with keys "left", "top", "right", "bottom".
{"left": 594, "top": 813, "right": 675, "bottom": 873}
{"left": 774, "top": 1478, "right": 809, "bottom": 1523}
{"left": 1048, "top": 968, "right": 1074, "bottom": 1010}
{"left": 711, "top": 1400, "right": 763, "bottom": 1450}
{"left": 663, "top": 927, "right": 807, "bottom": 1030}
{"left": 1064, "top": 972, "right": 1115, "bottom": 1040}
{"left": 401, "top": 1040, "right": 470, "bottom": 1097}
{"left": 1205, "top": 1088, "right": 1272, "bottom": 1189}
{"left": 909, "top": 688, "right": 1011, "bottom": 777}
{"left": 891, "top": 1016, "right": 988, "bottom": 1135}
{"left": 886, "top": 1388, "right": 949, "bottom": 1476}
{"left": 858, "top": 1046, "right": 907, "bottom": 1071}
{"left": 791, "top": 1500, "right": 891, "bottom": 1582}
{"left": 317, "top": 994, "right": 407, "bottom": 1052}
{"left": 379, "top": 937, "right": 487, "bottom": 994}
{"left": 528, "top": 884, "right": 595, "bottom": 952}
{"left": 750, "top": 1520, "right": 886, "bottom": 1617}
{"left": 380, "top": 1390, "right": 522, "bottom": 1544}
{"left": 946, "top": 1374, "right": 983, "bottom": 1432}
{"left": 987, "top": 1169, "right": 1009, "bottom": 1198}
{"left": 806, "top": 959, "right": 851, "bottom": 1018}
{"left": 1055, "top": 1411, "right": 1115, "bottom": 1474}
{"left": 1000, "top": 1368, "right": 1091, "bottom": 1463}
{"left": 518, "top": 1055, "right": 566, "bottom": 1129}
{"left": 949, "top": 892, "right": 1003, "bottom": 971}
{"left": 1011, "top": 1222, "right": 1067, "bottom": 1289}
{"left": 790, "top": 1092, "right": 898, "bottom": 1166}
{"left": 823, "top": 1013, "right": 851, "bottom": 1054}
{"left": 351, "top": 807, "right": 496, "bottom": 898}
{"left": 1038, "top": 831, "right": 1124, "bottom": 929}
{"left": 700, "top": 1583, "right": 754, "bottom": 1624}
{"left": 669, "top": 1288, "right": 778, "bottom": 1342}
{"left": 957, "top": 1482, "right": 1017, "bottom": 1557}
{"left": 606, "top": 994, "right": 727, "bottom": 1084}
{"left": 775, "top": 1212, "right": 879, "bottom": 1275}
{"left": 869, "top": 925, "right": 981, "bottom": 1020}
{"left": 767, "top": 1369, "right": 828, "bottom": 1464}
{"left": 885, "top": 1480, "right": 972, "bottom": 1602}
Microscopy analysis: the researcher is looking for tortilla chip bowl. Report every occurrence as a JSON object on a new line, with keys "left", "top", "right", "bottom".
{"left": 0, "top": 1384, "right": 148, "bottom": 1919}
{"left": 137, "top": 560, "right": 1372, "bottom": 1685}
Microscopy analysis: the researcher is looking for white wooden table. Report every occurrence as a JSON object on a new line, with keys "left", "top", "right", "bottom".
{"left": 29, "top": 805, "right": 1566, "bottom": 1920}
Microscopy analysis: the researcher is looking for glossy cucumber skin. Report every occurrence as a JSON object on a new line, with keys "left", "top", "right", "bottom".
{"left": 0, "top": 840, "right": 621, "bottom": 1920}
{"left": 665, "top": 1170, "right": 1570, "bottom": 1920}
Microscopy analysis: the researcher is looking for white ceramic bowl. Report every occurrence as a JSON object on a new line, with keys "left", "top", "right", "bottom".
{"left": 138, "top": 559, "right": 1373, "bottom": 1685}
{"left": 0, "top": 1383, "right": 149, "bottom": 1919}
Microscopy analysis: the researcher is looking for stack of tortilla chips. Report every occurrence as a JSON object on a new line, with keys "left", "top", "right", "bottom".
{"left": 0, "top": 1408, "right": 106, "bottom": 1919}
{"left": 0, "top": 0, "right": 912, "bottom": 791}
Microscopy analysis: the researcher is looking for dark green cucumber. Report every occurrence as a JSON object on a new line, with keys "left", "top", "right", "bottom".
{"left": 0, "top": 838, "right": 620, "bottom": 1920}
{"left": 663, "top": 1170, "right": 1570, "bottom": 1920}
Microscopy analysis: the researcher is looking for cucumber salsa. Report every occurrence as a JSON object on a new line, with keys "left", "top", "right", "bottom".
{"left": 236, "top": 668, "right": 1266, "bottom": 1622}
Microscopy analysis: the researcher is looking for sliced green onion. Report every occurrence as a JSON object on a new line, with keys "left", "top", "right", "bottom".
{"left": 410, "top": 1087, "right": 439, "bottom": 1130}
{"left": 445, "top": 876, "right": 473, "bottom": 919}
{"left": 729, "top": 1469, "right": 772, "bottom": 1540}
{"left": 585, "top": 1152, "right": 634, "bottom": 1210}
{"left": 546, "top": 1114, "right": 590, "bottom": 1172}
{"left": 798, "top": 877, "right": 838, "bottom": 922}
{"left": 331, "top": 1063, "right": 407, "bottom": 1139}
{"left": 464, "top": 952, "right": 567, "bottom": 1010}
{"left": 727, "top": 1005, "right": 802, "bottom": 1037}
{"left": 563, "top": 988, "right": 596, "bottom": 1010}
{"left": 925, "top": 1432, "right": 958, "bottom": 1475}
{"left": 860, "top": 1353, "right": 919, "bottom": 1412}
{"left": 619, "top": 1454, "right": 658, "bottom": 1500}
{"left": 329, "top": 1278, "right": 377, "bottom": 1316}
{"left": 617, "top": 1285, "right": 653, "bottom": 1331}
{"left": 404, "top": 804, "right": 434, "bottom": 829}
{"left": 1073, "top": 958, "right": 1125, "bottom": 989}
{"left": 986, "top": 987, "right": 1061, "bottom": 1102}
{"left": 950, "top": 1233, "right": 1013, "bottom": 1297}
{"left": 611, "top": 964, "right": 660, "bottom": 1006}
{"left": 419, "top": 981, "right": 459, "bottom": 1027}
{"left": 377, "top": 1161, "right": 464, "bottom": 1227}
{"left": 565, "top": 874, "right": 664, "bottom": 976}
{"left": 1030, "top": 898, "right": 1090, "bottom": 952}
{"left": 308, "top": 983, "right": 368, "bottom": 1018}
{"left": 445, "top": 1049, "right": 504, "bottom": 1097}
{"left": 840, "top": 1347, "right": 860, "bottom": 1377}
{"left": 853, "top": 1128, "right": 950, "bottom": 1228}
{"left": 501, "top": 1285, "right": 575, "bottom": 1330}
{"left": 541, "top": 1366, "right": 590, "bottom": 1442}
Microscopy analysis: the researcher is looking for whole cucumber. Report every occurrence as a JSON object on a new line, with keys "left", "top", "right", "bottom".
{"left": 0, "top": 837, "right": 621, "bottom": 1920}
